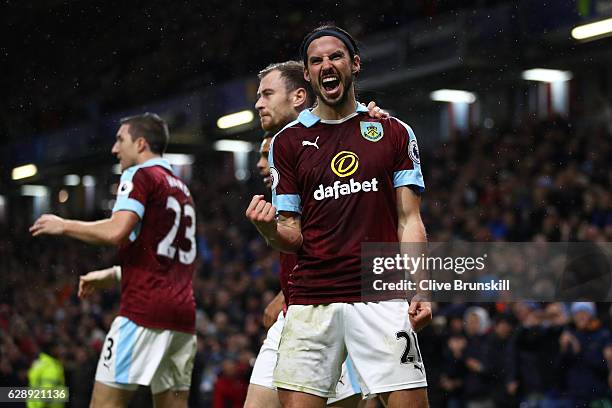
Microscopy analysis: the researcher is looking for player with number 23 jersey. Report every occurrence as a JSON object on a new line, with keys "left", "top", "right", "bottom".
{"left": 114, "top": 158, "right": 196, "bottom": 333}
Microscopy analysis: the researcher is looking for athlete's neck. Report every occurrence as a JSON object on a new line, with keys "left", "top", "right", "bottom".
{"left": 312, "top": 89, "right": 357, "bottom": 120}
{"left": 137, "top": 152, "right": 159, "bottom": 165}
{"left": 269, "top": 115, "right": 300, "bottom": 135}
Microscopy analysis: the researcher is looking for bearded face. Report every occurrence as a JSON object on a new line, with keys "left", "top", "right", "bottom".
{"left": 305, "top": 36, "right": 359, "bottom": 108}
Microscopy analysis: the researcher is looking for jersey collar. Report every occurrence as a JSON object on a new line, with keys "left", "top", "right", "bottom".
{"left": 297, "top": 103, "right": 368, "bottom": 128}
{"left": 139, "top": 157, "right": 173, "bottom": 172}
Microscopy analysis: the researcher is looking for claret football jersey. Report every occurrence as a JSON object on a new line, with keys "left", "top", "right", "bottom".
{"left": 270, "top": 103, "right": 425, "bottom": 305}
{"left": 113, "top": 158, "right": 196, "bottom": 333}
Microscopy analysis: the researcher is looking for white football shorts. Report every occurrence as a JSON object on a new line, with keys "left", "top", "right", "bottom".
{"left": 95, "top": 316, "right": 196, "bottom": 394}
{"left": 273, "top": 301, "right": 427, "bottom": 398}
{"left": 250, "top": 311, "right": 364, "bottom": 404}
{"left": 249, "top": 312, "right": 285, "bottom": 390}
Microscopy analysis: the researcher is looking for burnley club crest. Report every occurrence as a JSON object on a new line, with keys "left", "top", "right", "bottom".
{"left": 360, "top": 121, "right": 384, "bottom": 142}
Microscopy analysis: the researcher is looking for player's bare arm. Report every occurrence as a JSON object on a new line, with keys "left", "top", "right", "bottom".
{"left": 263, "top": 291, "right": 285, "bottom": 328}
{"left": 396, "top": 186, "right": 432, "bottom": 332}
{"left": 30, "top": 210, "right": 139, "bottom": 246}
{"left": 245, "top": 194, "right": 302, "bottom": 253}
{"left": 79, "top": 266, "right": 121, "bottom": 299}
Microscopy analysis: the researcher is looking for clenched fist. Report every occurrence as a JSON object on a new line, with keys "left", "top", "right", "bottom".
{"left": 245, "top": 195, "right": 277, "bottom": 237}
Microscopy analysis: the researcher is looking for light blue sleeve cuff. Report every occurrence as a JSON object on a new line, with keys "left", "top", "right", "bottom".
{"left": 113, "top": 198, "right": 145, "bottom": 219}
{"left": 394, "top": 170, "right": 425, "bottom": 192}
{"left": 272, "top": 194, "right": 301, "bottom": 214}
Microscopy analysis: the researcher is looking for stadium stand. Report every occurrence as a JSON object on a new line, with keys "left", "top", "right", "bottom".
{"left": 1, "top": 114, "right": 610, "bottom": 406}
{"left": 1, "top": 2, "right": 611, "bottom": 407}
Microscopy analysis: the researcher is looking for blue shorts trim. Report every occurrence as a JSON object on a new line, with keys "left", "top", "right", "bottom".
{"left": 115, "top": 317, "right": 138, "bottom": 383}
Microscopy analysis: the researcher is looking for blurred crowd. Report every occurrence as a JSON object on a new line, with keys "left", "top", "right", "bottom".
{"left": 0, "top": 115, "right": 611, "bottom": 407}
{"left": 2, "top": 0, "right": 512, "bottom": 141}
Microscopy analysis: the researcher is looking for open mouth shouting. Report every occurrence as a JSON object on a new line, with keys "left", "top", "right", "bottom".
{"left": 321, "top": 72, "right": 341, "bottom": 100}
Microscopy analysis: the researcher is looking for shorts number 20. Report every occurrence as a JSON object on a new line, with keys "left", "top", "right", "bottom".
{"left": 396, "top": 330, "right": 423, "bottom": 364}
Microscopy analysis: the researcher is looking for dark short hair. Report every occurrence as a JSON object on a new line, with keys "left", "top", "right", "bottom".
{"left": 258, "top": 61, "right": 316, "bottom": 108}
{"left": 301, "top": 24, "right": 360, "bottom": 66}
{"left": 119, "top": 112, "right": 169, "bottom": 154}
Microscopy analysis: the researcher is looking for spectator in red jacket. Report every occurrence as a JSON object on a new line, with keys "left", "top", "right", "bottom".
{"left": 213, "top": 359, "right": 248, "bottom": 408}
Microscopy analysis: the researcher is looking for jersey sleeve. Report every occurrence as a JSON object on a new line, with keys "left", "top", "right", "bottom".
{"left": 112, "top": 167, "right": 150, "bottom": 219}
{"left": 270, "top": 132, "right": 301, "bottom": 214}
{"left": 391, "top": 118, "right": 425, "bottom": 192}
